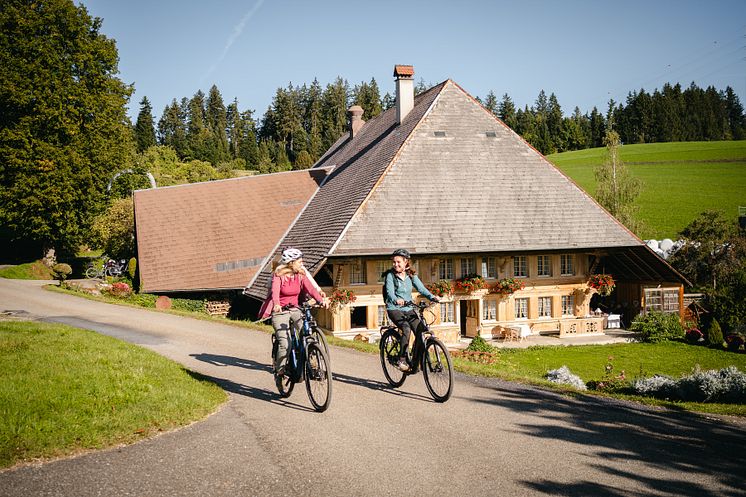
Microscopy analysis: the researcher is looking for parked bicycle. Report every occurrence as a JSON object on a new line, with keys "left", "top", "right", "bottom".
{"left": 379, "top": 300, "right": 454, "bottom": 402}
{"left": 85, "top": 259, "right": 127, "bottom": 279}
{"left": 272, "top": 301, "right": 332, "bottom": 412}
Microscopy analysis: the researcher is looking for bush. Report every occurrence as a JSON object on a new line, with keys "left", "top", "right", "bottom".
{"left": 546, "top": 366, "right": 587, "bottom": 390}
{"left": 129, "top": 293, "right": 157, "bottom": 308}
{"left": 632, "top": 366, "right": 746, "bottom": 403}
{"left": 465, "top": 335, "right": 495, "bottom": 353}
{"left": 104, "top": 282, "right": 132, "bottom": 298}
{"left": 171, "top": 297, "right": 206, "bottom": 314}
{"left": 51, "top": 263, "right": 72, "bottom": 285}
{"left": 630, "top": 311, "right": 685, "bottom": 343}
{"left": 127, "top": 258, "right": 137, "bottom": 280}
{"left": 707, "top": 319, "right": 724, "bottom": 348}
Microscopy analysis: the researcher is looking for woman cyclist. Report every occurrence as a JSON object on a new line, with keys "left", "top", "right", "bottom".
{"left": 259, "top": 248, "right": 328, "bottom": 374}
{"left": 383, "top": 248, "right": 440, "bottom": 371}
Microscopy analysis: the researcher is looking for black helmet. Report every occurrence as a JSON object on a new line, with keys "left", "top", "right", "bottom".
{"left": 392, "top": 248, "right": 411, "bottom": 259}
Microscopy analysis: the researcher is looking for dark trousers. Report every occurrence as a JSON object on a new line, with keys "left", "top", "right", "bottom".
{"left": 387, "top": 309, "right": 425, "bottom": 359}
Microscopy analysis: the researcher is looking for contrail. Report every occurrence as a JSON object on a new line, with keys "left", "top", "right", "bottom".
{"left": 202, "top": 0, "right": 265, "bottom": 83}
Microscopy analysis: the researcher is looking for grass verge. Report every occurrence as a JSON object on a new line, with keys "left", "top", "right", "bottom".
{"left": 0, "top": 261, "right": 53, "bottom": 280}
{"left": 0, "top": 321, "right": 226, "bottom": 469}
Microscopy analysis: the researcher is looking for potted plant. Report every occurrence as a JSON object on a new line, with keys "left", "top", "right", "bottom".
{"left": 426, "top": 279, "right": 454, "bottom": 298}
{"left": 329, "top": 288, "right": 356, "bottom": 311}
{"left": 454, "top": 274, "right": 486, "bottom": 293}
{"left": 587, "top": 274, "right": 615, "bottom": 296}
{"left": 491, "top": 277, "right": 525, "bottom": 298}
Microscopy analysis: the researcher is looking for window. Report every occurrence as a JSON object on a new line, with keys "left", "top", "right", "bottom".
{"left": 538, "top": 297, "right": 552, "bottom": 317}
{"left": 439, "top": 258, "right": 454, "bottom": 280}
{"left": 376, "top": 260, "right": 389, "bottom": 283}
{"left": 440, "top": 302, "right": 455, "bottom": 323}
{"left": 482, "top": 257, "right": 498, "bottom": 279}
{"left": 537, "top": 255, "right": 551, "bottom": 277}
{"left": 561, "top": 295, "right": 575, "bottom": 315}
{"left": 560, "top": 254, "right": 574, "bottom": 276}
{"left": 349, "top": 260, "right": 366, "bottom": 285}
{"left": 513, "top": 256, "right": 527, "bottom": 277}
{"left": 377, "top": 305, "right": 389, "bottom": 327}
{"left": 644, "top": 288, "right": 680, "bottom": 314}
{"left": 515, "top": 298, "right": 528, "bottom": 319}
{"left": 460, "top": 257, "right": 476, "bottom": 277}
{"left": 482, "top": 299, "right": 497, "bottom": 320}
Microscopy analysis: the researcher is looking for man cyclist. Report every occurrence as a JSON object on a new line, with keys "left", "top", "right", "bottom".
{"left": 383, "top": 248, "right": 440, "bottom": 371}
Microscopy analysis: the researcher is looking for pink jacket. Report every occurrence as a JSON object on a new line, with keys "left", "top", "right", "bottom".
{"left": 258, "top": 272, "right": 325, "bottom": 320}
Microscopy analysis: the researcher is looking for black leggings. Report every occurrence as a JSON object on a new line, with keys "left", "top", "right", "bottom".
{"left": 387, "top": 309, "right": 425, "bottom": 358}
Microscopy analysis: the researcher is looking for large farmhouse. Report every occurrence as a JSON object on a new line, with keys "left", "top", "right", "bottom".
{"left": 134, "top": 66, "right": 687, "bottom": 343}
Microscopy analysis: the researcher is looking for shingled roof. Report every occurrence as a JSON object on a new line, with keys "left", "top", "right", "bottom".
{"left": 134, "top": 168, "right": 329, "bottom": 293}
{"left": 244, "top": 79, "right": 670, "bottom": 299}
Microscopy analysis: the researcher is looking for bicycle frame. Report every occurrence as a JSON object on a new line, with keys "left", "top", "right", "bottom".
{"left": 383, "top": 301, "right": 435, "bottom": 375}
{"left": 282, "top": 302, "right": 321, "bottom": 382}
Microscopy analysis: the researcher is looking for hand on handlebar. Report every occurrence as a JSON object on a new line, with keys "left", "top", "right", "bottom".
{"left": 396, "top": 299, "right": 405, "bottom": 306}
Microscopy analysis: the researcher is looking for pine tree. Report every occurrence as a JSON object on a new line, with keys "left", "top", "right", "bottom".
{"left": 498, "top": 93, "right": 517, "bottom": 129}
{"left": 352, "top": 78, "right": 382, "bottom": 120}
{"left": 238, "top": 110, "right": 259, "bottom": 168}
{"left": 724, "top": 86, "right": 746, "bottom": 139}
{"left": 547, "top": 93, "right": 564, "bottom": 152}
{"left": 206, "top": 85, "right": 229, "bottom": 163}
{"left": 226, "top": 99, "right": 242, "bottom": 159}
{"left": 135, "top": 96, "right": 156, "bottom": 152}
{"left": 0, "top": 0, "right": 133, "bottom": 257}
{"left": 321, "top": 77, "right": 349, "bottom": 151}
{"left": 483, "top": 91, "right": 498, "bottom": 115}
{"left": 158, "top": 99, "right": 188, "bottom": 155}
{"left": 304, "top": 79, "right": 324, "bottom": 161}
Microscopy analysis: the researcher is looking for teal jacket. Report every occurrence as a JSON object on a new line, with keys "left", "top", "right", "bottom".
{"left": 384, "top": 271, "right": 436, "bottom": 311}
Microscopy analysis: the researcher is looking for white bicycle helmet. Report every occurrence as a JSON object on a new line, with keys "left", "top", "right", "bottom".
{"left": 280, "top": 247, "right": 303, "bottom": 264}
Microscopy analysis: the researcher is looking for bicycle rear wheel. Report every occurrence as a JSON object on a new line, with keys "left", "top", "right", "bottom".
{"left": 422, "top": 337, "right": 453, "bottom": 402}
{"left": 304, "top": 342, "right": 332, "bottom": 412}
{"left": 312, "top": 326, "right": 330, "bottom": 359}
{"left": 379, "top": 329, "right": 406, "bottom": 387}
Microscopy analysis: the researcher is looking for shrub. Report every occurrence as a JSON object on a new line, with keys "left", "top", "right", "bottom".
{"left": 707, "top": 319, "right": 724, "bottom": 348}
{"left": 127, "top": 258, "right": 137, "bottom": 280}
{"left": 51, "top": 263, "right": 72, "bottom": 285}
{"left": 546, "top": 366, "right": 587, "bottom": 390}
{"left": 105, "top": 282, "right": 132, "bottom": 298}
{"left": 632, "top": 366, "right": 746, "bottom": 403}
{"left": 466, "top": 335, "right": 495, "bottom": 353}
{"left": 630, "top": 311, "right": 685, "bottom": 343}
{"left": 587, "top": 355, "right": 629, "bottom": 392}
{"left": 171, "top": 297, "right": 207, "bottom": 313}
{"left": 129, "top": 293, "right": 157, "bottom": 308}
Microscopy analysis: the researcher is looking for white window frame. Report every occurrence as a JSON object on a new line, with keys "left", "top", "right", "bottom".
{"left": 538, "top": 296, "right": 552, "bottom": 318}
{"left": 440, "top": 301, "right": 455, "bottom": 323}
{"left": 537, "top": 255, "right": 551, "bottom": 277}
{"left": 515, "top": 298, "right": 529, "bottom": 319}
{"left": 349, "top": 259, "right": 366, "bottom": 285}
{"left": 644, "top": 287, "right": 680, "bottom": 314}
{"left": 561, "top": 295, "right": 575, "bottom": 316}
{"left": 460, "top": 257, "right": 476, "bottom": 277}
{"left": 560, "top": 254, "right": 574, "bottom": 276}
{"left": 482, "top": 299, "right": 497, "bottom": 321}
{"left": 513, "top": 256, "right": 527, "bottom": 278}
{"left": 486, "top": 257, "right": 498, "bottom": 279}
{"left": 377, "top": 305, "right": 390, "bottom": 327}
{"left": 439, "top": 258, "right": 454, "bottom": 280}
{"left": 376, "top": 260, "right": 389, "bottom": 283}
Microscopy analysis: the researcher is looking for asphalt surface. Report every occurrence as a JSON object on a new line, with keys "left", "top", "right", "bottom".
{"left": 1, "top": 279, "right": 745, "bottom": 497}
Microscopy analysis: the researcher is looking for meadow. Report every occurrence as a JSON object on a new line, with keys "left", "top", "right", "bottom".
{"left": 547, "top": 140, "right": 746, "bottom": 239}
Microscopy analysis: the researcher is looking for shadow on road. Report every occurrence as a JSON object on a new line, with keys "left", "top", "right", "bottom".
{"left": 190, "top": 353, "right": 272, "bottom": 373}
{"left": 471, "top": 381, "right": 746, "bottom": 497}
{"left": 332, "top": 371, "right": 434, "bottom": 402}
{"left": 186, "top": 370, "right": 314, "bottom": 413}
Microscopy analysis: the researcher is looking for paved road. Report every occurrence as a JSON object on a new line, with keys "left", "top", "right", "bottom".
{"left": 1, "top": 279, "right": 745, "bottom": 497}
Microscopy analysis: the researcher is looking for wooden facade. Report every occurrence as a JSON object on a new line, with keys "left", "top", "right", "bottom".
{"left": 312, "top": 252, "right": 684, "bottom": 343}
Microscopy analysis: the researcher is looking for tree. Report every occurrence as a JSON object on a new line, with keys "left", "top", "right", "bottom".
{"left": 134, "top": 96, "right": 156, "bottom": 152}
{"left": 352, "top": 78, "right": 382, "bottom": 121}
{"left": 205, "top": 85, "right": 229, "bottom": 163}
{"left": 158, "top": 99, "right": 188, "bottom": 156}
{"left": 0, "top": 0, "right": 133, "bottom": 258}
{"left": 482, "top": 91, "right": 498, "bottom": 115}
{"left": 91, "top": 197, "right": 135, "bottom": 260}
{"left": 498, "top": 93, "right": 517, "bottom": 129}
{"left": 594, "top": 130, "right": 643, "bottom": 234}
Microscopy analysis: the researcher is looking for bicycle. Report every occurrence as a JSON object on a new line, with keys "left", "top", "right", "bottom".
{"left": 272, "top": 301, "right": 332, "bottom": 412}
{"left": 85, "top": 259, "right": 126, "bottom": 279}
{"left": 379, "top": 300, "right": 454, "bottom": 402}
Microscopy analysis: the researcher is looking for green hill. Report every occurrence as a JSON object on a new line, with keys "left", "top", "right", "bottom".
{"left": 546, "top": 141, "right": 746, "bottom": 239}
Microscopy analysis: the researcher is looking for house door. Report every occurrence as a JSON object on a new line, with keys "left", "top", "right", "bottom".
{"left": 459, "top": 299, "right": 480, "bottom": 337}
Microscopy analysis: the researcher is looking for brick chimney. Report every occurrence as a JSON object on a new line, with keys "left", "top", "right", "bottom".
{"left": 394, "top": 65, "right": 414, "bottom": 124}
{"left": 347, "top": 105, "right": 365, "bottom": 139}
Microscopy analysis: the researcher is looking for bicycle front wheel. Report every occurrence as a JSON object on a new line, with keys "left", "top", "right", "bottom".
{"left": 379, "top": 329, "right": 406, "bottom": 388}
{"left": 422, "top": 337, "right": 453, "bottom": 402}
{"left": 304, "top": 342, "right": 332, "bottom": 412}
{"left": 312, "top": 326, "right": 330, "bottom": 359}
{"left": 275, "top": 371, "right": 294, "bottom": 398}
{"left": 85, "top": 267, "right": 99, "bottom": 279}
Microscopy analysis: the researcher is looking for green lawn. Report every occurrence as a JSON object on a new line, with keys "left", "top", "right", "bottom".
{"left": 453, "top": 341, "right": 746, "bottom": 416}
{"left": 0, "top": 321, "right": 226, "bottom": 468}
{"left": 0, "top": 261, "right": 53, "bottom": 280}
{"left": 547, "top": 140, "right": 746, "bottom": 239}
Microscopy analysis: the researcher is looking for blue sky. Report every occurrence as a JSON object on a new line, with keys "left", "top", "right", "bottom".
{"left": 81, "top": 0, "right": 746, "bottom": 122}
